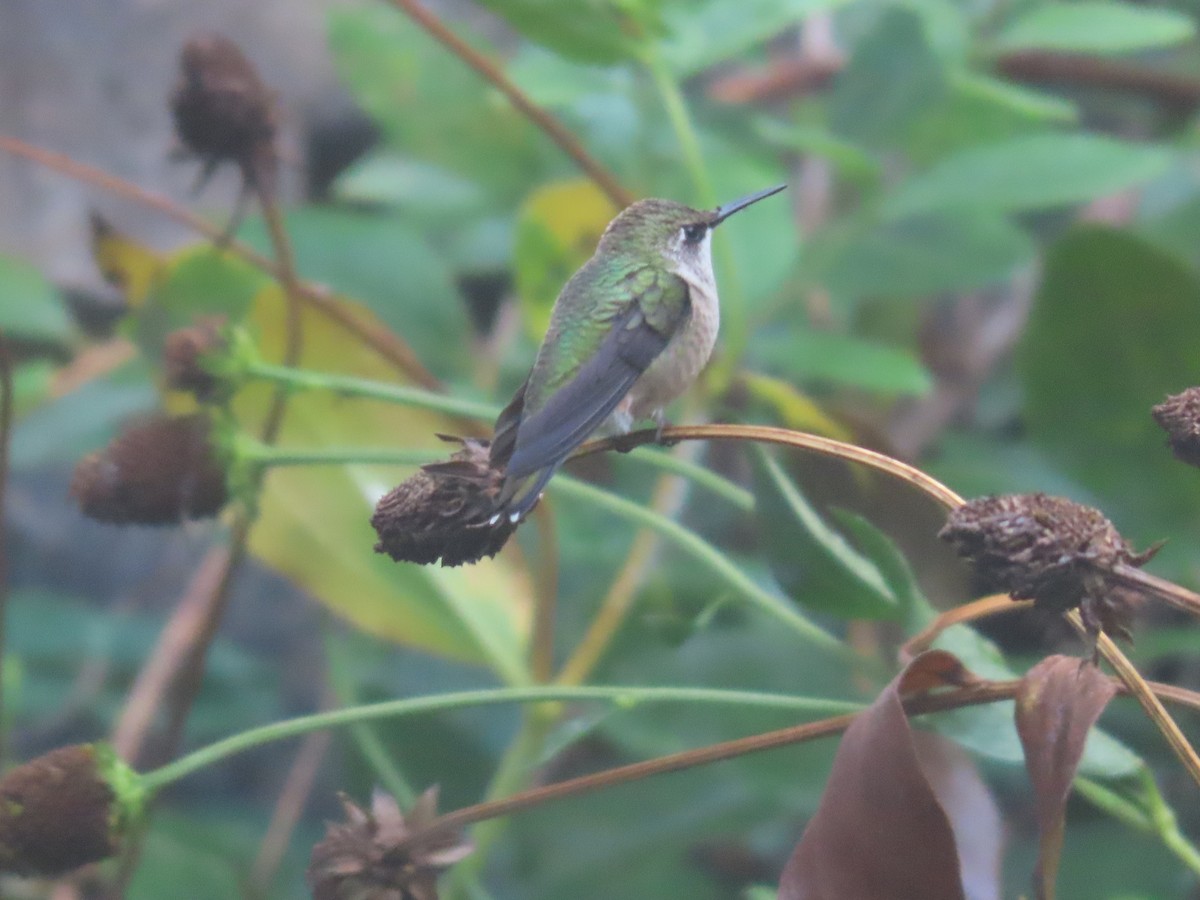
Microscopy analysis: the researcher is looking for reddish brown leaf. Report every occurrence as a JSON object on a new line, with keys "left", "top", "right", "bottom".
{"left": 778, "top": 650, "right": 984, "bottom": 900}
{"left": 1015, "top": 654, "right": 1117, "bottom": 900}
{"left": 912, "top": 732, "right": 1004, "bottom": 900}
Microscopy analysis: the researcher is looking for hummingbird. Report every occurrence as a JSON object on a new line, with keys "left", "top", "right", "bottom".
{"left": 487, "top": 183, "right": 788, "bottom": 525}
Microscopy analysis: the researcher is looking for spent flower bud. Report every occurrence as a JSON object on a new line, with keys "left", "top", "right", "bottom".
{"left": 72, "top": 413, "right": 228, "bottom": 525}
{"left": 1152, "top": 387, "right": 1200, "bottom": 468}
{"left": 0, "top": 744, "right": 143, "bottom": 876}
{"left": 308, "top": 787, "right": 472, "bottom": 900}
{"left": 372, "top": 437, "right": 516, "bottom": 567}
{"left": 170, "top": 34, "right": 278, "bottom": 195}
{"left": 939, "top": 493, "right": 1159, "bottom": 643}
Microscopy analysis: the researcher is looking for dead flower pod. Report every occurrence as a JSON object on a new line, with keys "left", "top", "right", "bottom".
{"left": 71, "top": 414, "right": 228, "bottom": 525}
{"left": 163, "top": 316, "right": 228, "bottom": 400}
{"left": 939, "top": 493, "right": 1159, "bottom": 642}
{"left": 308, "top": 787, "right": 472, "bottom": 900}
{"left": 371, "top": 437, "right": 518, "bottom": 567}
{"left": 170, "top": 34, "right": 278, "bottom": 195}
{"left": 0, "top": 744, "right": 143, "bottom": 876}
{"left": 1153, "top": 387, "right": 1200, "bottom": 468}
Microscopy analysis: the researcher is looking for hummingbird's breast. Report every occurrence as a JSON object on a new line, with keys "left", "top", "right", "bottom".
{"left": 624, "top": 279, "right": 719, "bottom": 424}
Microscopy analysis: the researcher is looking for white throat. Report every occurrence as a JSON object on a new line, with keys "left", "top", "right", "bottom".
{"left": 667, "top": 229, "right": 715, "bottom": 295}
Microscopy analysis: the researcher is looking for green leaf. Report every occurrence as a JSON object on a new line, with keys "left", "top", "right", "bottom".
{"left": 0, "top": 256, "right": 73, "bottom": 343}
{"left": 752, "top": 449, "right": 899, "bottom": 619}
{"left": 995, "top": 2, "right": 1195, "bottom": 55}
{"left": 886, "top": 133, "right": 1171, "bottom": 218}
{"left": 472, "top": 0, "right": 652, "bottom": 64}
{"left": 829, "top": 7, "right": 947, "bottom": 148}
{"left": 659, "top": 0, "right": 849, "bottom": 76}
{"left": 752, "top": 328, "right": 932, "bottom": 397}
{"left": 1020, "top": 226, "right": 1200, "bottom": 538}
{"left": 332, "top": 154, "right": 486, "bottom": 219}
{"left": 753, "top": 119, "right": 882, "bottom": 183}
{"left": 821, "top": 211, "right": 1035, "bottom": 300}
{"left": 328, "top": 6, "right": 546, "bottom": 199}
{"left": 238, "top": 208, "right": 471, "bottom": 379}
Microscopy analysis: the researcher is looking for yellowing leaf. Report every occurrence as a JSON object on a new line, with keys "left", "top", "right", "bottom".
{"left": 90, "top": 213, "right": 166, "bottom": 309}
{"left": 514, "top": 180, "right": 616, "bottom": 339}
{"left": 87, "top": 219, "right": 532, "bottom": 676}
{"left": 241, "top": 284, "right": 532, "bottom": 679}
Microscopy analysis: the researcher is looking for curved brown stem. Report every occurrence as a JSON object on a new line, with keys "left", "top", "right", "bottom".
{"left": 0, "top": 134, "right": 443, "bottom": 392}
{"left": 575, "top": 423, "right": 966, "bottom": 510}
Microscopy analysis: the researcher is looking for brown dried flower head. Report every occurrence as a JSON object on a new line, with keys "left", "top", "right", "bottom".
{"left": 308, "top": 787, "right": 472, "bottom": 900}
{"left": 170, "top": 34, "right": 278, "bottom": 193}
{"left": 71, "top": 414, "right": 228, "bottom": 525}
{"left": 371, "top": 437, "right": 517, "bottom": 567}
{"left": 163, "top": 316, "right": 228, "bottom": 400}
{"left": 0, "top": 744, "right": 142, "bottom": 876}
{"left": 939, "top": 493, "right": 1159, "bottom": 642}
{"left": 1152, "top": 387, "right": 1200, "bottom": 468}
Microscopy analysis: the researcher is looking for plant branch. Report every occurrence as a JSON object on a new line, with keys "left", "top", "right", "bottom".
{"left": 384, "top": 0, "right": 632, "bottom": 208}
{"left": 140, "top": 683, "right": 861, "bottom": 793}
{"left": 553, "top": 474, "right": 845, "bottom": 655}
{"left": 242, "top": 359, "right": 499, "bottom": 420}
{"left": 900, "top": 593, "right": 1033, "bottom": 663}
{"left": 576, "top": 424, "right": 967, "bottom": 510}
{"left": 0, "top": 334, "right": 13, "bottom": 754}
{"left": 0, "top": 134, "right": 443, "bottom": 391}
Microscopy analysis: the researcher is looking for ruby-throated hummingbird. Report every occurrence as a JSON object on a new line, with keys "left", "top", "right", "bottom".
{"left": 487, "top": 183, "right": 787, "bottom": 524}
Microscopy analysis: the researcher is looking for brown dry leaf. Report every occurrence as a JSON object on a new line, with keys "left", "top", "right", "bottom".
{"left": 912, "top": 732, "right": 1004, "bottom": 900}
{"left": 1015, "top": 654, "right": 1117, "bottom": 900}
{"left": 778, "top": 650, "right": 985, "bottom": 900}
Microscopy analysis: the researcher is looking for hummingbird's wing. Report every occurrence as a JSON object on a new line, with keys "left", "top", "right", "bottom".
{"left": 503, "top": 275, "right": 689, "bottom": 483}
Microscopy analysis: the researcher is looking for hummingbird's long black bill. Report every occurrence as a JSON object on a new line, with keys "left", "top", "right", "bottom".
{"left": 712, "top": 183, "right": 787, "bottom": 225}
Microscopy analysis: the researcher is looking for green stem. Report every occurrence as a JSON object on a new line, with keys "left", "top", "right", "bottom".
{"left": 325, "top": 631, "right": 417, "bottom": 806}
{"left": 551, "top": 474, "right": 845, "bottom": 656}
{"left": 244, "top": 359, "right": 499, "bottom": 421}
{"left": 140, "top": 685, "right": 857, "bottom": 795}
{"left": 626, "top": 446, "right": 754, "bottom": 510}
{"left": 1076, "top": 773, "right": 1200, "bottom": 877}
{"left": 642, "top": 48, "right": 748, "bottom": 360}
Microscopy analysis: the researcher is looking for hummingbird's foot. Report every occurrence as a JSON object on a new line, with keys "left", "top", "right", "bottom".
{"left": 611, "top": 431, "right": 643, "bottom": 454}
{"left": 652, "top": 410, "right": 678, "bottom": 446}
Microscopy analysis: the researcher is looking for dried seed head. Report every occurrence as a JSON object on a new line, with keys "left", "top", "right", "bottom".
{"left": 308, "top": 787, "right": 472, "bottom": 900}
{"left": 0, "top": 744, "right": 143, "bottom": 876}
{"left": 170, "top": 34, "right": 278, "bottom": 194}
{"left": 163, "top": 316, "right": 228, "bottom": 400}
{"left": 371, "top": 437, "right": 517, "bottom": 567}
{"left": 939, "top": 493, "right": 1159, "bottom": 643}
{"left": 1152, "top": 387, "right": 1200, "bottom": 468}
{"left": 71, "top": 414, "right": 228, "bottom": 525}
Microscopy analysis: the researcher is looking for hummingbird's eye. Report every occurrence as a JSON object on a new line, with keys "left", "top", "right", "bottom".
{"left": 681, "top": 223, "right": 708, "bottom": 244}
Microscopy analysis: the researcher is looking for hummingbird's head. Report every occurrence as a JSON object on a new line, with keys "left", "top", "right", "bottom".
{"left": 597, "top": 184, "right": 787, "bottom": 287}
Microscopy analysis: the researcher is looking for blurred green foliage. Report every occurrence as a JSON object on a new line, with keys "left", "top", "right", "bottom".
{"left": 5, "top": 0, "right": 1200, "bottom": 897}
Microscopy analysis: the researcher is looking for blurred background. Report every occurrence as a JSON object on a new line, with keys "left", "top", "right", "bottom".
{"left": 4, "top": 0, "right": 1200, "bottom": 897}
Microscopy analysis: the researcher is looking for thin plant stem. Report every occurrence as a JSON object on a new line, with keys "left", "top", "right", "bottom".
{"left": 1075, "top": 775, "right": 1200, "bottom": 878}
{"left": 0, "top": 334, "right": 12, "bottom": 755}
{"left": 556, "top": 442, "right": 701, "bottom": 687}
{"left": 242, "top": 359, "right": 498, "bottom": 420}
{"left": 384, "top": 0, "right": 632, "bottom": 209}
{"left": 0, "top": 134, "right": 442, "bottom": 390}
{"left": 900, "top": 594, "right": 1033, "bottom": 663}
{"left": 552, "top": 474, "right": 845, "bottom": 655}
{"left": 140, "top": 683, "right": 862, "bottom": 793}
{"left": 325, "top": 630, "right": 417, "bottom": 807}
{"left": 399, "top": 679, "right": 1018, "bottom": 850}
{"left": 158, "top": 192, "right": 305, "bottom": 758}
{"left": 577, "top": 424, "right": 967, "bottom": 510}
{"left": 1084, "top": 621, "right": 1200, "bottom": 791}
{"left": 642, "top": 49, "right": 747, "bottom": 361}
